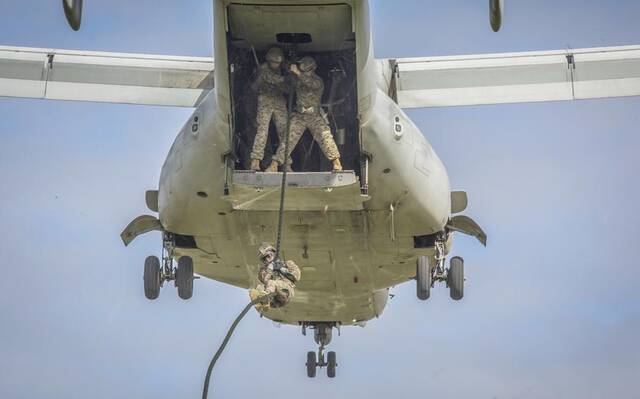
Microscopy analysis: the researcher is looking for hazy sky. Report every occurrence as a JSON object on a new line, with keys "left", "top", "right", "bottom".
{"left": 1, "top": 1, "right": 639, "bottom": 398}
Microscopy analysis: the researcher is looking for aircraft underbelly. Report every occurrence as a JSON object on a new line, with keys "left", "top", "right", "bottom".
{"left": 174, "top": 207, "right": 424, "bottom": 324}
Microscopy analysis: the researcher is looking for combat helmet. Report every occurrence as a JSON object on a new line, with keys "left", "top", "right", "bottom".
{"left": 265, "top": 47, "right": 284, "bottom": 63}
{"left": 298, "top": 56, "right": 317, "bottom": 73}
{"left": 258, "top": 242, "right": 276, "bottom": 260}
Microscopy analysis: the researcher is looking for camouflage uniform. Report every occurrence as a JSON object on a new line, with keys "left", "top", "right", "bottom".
{"left": 272, "top": 69, "right": 340, "bottom": 165}
{"left": 251, "top": 62, "right": 289, "bottom": 163}
{"left": 249, "top": 243, "right": 301, "bottom": 311}
{"left": 254, "top": 260, "right": 301, "bottom": 308}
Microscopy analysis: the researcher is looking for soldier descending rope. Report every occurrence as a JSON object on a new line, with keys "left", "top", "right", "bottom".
{"left": 249, "top": 243, "right": 301, "bottom": 311}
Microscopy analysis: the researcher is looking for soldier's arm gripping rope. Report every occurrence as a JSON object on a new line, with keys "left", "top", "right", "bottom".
{"left": 270, "top": 57, "right": 343, "bottom": 172}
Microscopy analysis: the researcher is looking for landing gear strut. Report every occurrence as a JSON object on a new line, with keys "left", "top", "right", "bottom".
{"left": 416, "top": 232, "right": 465, "bottom": 301}
{"left": 143, "top": 232, "right": 195, "bottom": 300}
{"left": 302, "top": 322, "right": 338, "bottom": 378}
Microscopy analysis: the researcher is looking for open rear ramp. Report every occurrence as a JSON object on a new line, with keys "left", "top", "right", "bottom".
{"left": 224, "top": 170, "right": 369, "bottom": 211}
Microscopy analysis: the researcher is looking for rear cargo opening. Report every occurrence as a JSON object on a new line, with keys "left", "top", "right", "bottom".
{"left": 225, "top": 3, "right": 363, "bottom": 186}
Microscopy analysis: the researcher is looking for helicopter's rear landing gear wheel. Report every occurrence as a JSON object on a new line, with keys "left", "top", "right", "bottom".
{"left": 302, "top": 323, "right": 338, "bottom": 378}
{"left": 416, "top": 255, "right": 431, "bottom": 300}
{"left": 144, "top": 256, "right": 161, "bottom": 300}
{"left": 326, "top": 351, "right": 337, "bottom": 378}
{"left": 416, "top": 233, "right": 465, "bottom": 301}
{"left": 448, "top": 256, "right": 464, "bottom": 300}
{"left": 306, "top": 351, "right": 317, "bottom": 378}
{"left": 142, "top": 232, "right": 196, "bottom": 300}
{"left": 176, "top": 256, "right": 194, "bottom": 300}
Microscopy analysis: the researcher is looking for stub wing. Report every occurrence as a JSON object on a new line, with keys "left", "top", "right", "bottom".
{"left": 0, "top": 45, "right": 214, "bottom": 107}
{"left": 384, "top": 45, "right": 640, "bottom": 108}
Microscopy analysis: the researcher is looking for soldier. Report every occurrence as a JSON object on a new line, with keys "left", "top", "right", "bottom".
{"left": 267, "top": 56, "right": 342, "bottom": 172}
{"left": 250, "top": 47, "right": 289, "bottom": 171}
{"left": 249, "top": 243, "right": 301, "bottom": 312}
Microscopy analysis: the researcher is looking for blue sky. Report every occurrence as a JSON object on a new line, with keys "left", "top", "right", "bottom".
{"left": 1, "top": 1, "right": 639, "bottom": 398}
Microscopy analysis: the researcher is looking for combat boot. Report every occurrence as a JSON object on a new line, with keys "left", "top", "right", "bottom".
{"left": 249, "top": 289, "right": 271, "bottom": 312}
{"left": 249, "top": 288, "right": 262, "bottom": 302}
{"left": 332, "top": 158, "right": 343, "bottom": 171}
{"left": 250, "top": 159, "right": 261, "bottom": 171}
{"left": 265, "top": 161, "right": 279, "bottom": 172}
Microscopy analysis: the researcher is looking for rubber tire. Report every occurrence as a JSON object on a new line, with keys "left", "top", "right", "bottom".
{"left": 176, "top": 256, "right": 194, "bottom": 300}
{"left": 448, "top": 256, "right": 464, "bottom": 300}
{"left": 416, "top": 256, "right": 431, "bottom": 300}
{"left": 327, "top": 351, "right": 337, "bottom": 378}
{"left": 306, "top": 351, "right": 317, "bottom": 378}
{"left": 144, "top": 256, "right": 161, "bottom": 300}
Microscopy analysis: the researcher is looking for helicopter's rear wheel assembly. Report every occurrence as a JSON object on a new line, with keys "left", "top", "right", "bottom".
{"left": 416, "top": 233, "right": 465, "bottom": 301}
{"left": 143, "top": 233, "right": 196, "bottom": 300}
{"left": 303, "top": 323, "right": 337, "bottom": 378}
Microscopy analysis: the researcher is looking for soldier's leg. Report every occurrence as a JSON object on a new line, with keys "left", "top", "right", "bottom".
{"left": 272, "top": 101, "right": 293, "bottom": 170}
{"left": 256, "top": 279, "right": 283, "bottom": 311}
{"left": 264, "top": 280, "right": 278, "bottom": 294}
{"left": 269, "top": 114, "right": 306, "bottom": 171}
{"left": 272, "top": 100, "right": 288, "bottom": 141}
{"left": 308, "top": 114, "right": 342, "bottom": 170}
{"left": 271, "top": 279, "right": 295, "bottom": 307}
{"left": 250, "top": 96, "right": 274, "bottom": 169}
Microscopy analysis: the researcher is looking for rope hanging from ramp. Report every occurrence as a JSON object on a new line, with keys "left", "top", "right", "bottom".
{"left": 275, "top": 73, "right": 295, "bottom": 258}
{"left": 201, "top": 293, "right": 276, "bottom": 399}
{"left": 201, "top": 72, "right": 296, "bottom": 399}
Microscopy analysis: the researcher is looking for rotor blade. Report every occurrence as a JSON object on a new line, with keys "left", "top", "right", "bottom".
{"left": 490, "top": 0, "right": 503, "bottom": 32}
{"left": 63, "top": 0, "right": 83, "bottom": 31}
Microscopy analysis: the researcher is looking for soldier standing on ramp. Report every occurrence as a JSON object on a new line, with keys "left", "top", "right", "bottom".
{"left": 249, "top": 243, "right": 301, "bottom": 312}
{"left": 250, "top": 47, "right": 289, "bottom": 171}
{"left": 268, "top": 56, "right": 343, "bottom": 172}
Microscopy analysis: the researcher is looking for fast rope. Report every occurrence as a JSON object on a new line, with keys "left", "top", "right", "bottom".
{"left": 201, "top": 293, "right": 276, "bottom": 399}
{"left": 201, "top": 69, "right": 296, "bottom": 399}
{"left": 275, "top": 74, "right": 296, "bottom": 258}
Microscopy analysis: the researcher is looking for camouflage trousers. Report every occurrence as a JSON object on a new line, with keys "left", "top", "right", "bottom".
{"left": 251, "top": 95, "right": 287, "bottom": 162}
{"left": 272, "top": 112, "right": 340, "bottom": 165}
{"left": 254, "top": 277, "right": 295, "bottom": 308}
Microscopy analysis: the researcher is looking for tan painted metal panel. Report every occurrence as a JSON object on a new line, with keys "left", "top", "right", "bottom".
{"left": 225, "top": 171, "right": 370, "bottom": 211}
